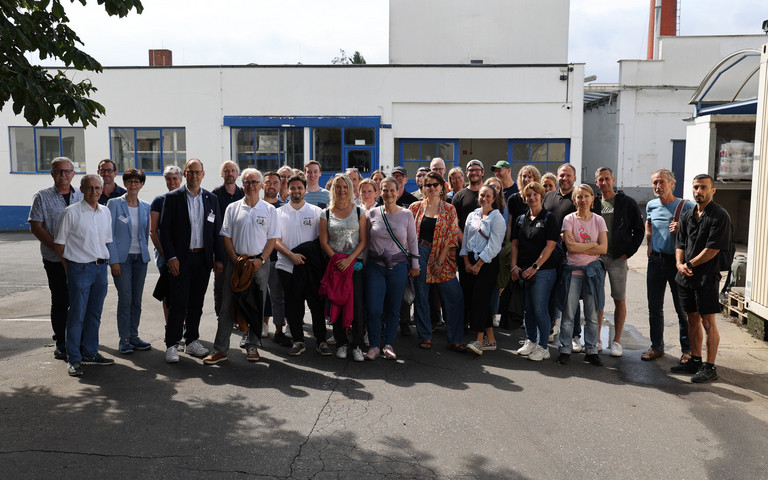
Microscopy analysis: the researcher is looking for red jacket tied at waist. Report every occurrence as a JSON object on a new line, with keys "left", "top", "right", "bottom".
{"left": 318, "top": 253, "right": 355, "bottom": 328}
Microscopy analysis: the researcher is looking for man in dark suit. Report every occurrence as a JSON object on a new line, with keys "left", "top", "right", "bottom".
{"left": 160, "top": 158, "right": 225, "bottom": 363}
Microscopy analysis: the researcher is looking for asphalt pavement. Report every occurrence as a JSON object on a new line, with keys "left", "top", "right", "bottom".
{"left": 1, "top": 231, "right": 767, "bottom": 479}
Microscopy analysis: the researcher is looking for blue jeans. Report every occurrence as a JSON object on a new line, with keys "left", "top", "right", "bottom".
{"left": 66, "top": 262, "right": 108, "bottom": 363}
{"left": 647, "top": 254, "right": 691, "bottom": 352}
{"left": 524, "top": 268, "right": 556, "bottom": 348}
{"left": 413, "top": 243, "right": 465, "bottom": 345}
{"left": 112, "top": 254, "right": 148, "bottom": 341}
{"left": 365, "top": 262, "right": 408, "bottom": 349}
{"left": 558, "top": 273, "right": 599, "bottom": 354}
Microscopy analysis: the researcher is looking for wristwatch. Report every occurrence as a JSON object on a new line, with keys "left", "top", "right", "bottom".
{"left": 686, "top": 261, "right": 693, "bottom": 269}
{"left": 256, "top": 254, "right": 264, "bottom": 263}
{"left": 532, "top": 263, "right": 540, "bottom": 270}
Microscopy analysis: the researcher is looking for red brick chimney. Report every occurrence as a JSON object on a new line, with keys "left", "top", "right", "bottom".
{"left": 647, "top": 0, "right": 677, "bottom": 60}
{"left": 149, "top": 49, "right": 172, "bottom": 66}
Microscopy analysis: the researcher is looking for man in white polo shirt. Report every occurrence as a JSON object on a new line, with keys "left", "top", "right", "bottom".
{"left": 54, "top": 174, "right": 114, "bottom": 377}
{"left": 274, "top": 174, "right": 325, "bottom": 356}
{"left": 203, "top": 168, "right": 279, "bottom": 364}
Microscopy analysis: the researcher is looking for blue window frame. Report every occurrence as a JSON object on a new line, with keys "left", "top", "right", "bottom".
{"left": 398, "top": 139, "right": 459, "bottom": 191}
{"left": 109, "top": 127, "right": 186, "bottom": 174}
{"left": 230, "top": 127, "right": 304, "bottom": 172}
{"left": 507, "top": 139, "right": 570, "bottom": 178}
{"left": 9, "top": 126, "right": 85, "bottom": 173}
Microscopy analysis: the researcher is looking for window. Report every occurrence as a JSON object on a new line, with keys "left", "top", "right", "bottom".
{"left": 9, "top": 127, "right": 85, "bottom": 173}
{"left": 398, "top": 139, "right": 458, "bottom": 190}
{"left": 231, "top": 127, "right": 303, "bottom": 171}
{"left": 110, "top": 127, "right": 186, "bottom": 173}
{"left": 314, "top": 128, "right": 342, "bottom": 173}
{"left": 508, "top": 139, "right": 569, "bottom": 178}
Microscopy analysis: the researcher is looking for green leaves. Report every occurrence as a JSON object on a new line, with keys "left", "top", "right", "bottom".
{"left": 0, "top": 0, "right": 142, "bottom": 126}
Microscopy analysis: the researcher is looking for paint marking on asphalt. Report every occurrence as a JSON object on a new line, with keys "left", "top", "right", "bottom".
{"left": 0, "top": 318, "right": 50, "bottom": 322}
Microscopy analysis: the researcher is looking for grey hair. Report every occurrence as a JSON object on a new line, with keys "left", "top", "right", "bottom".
{"left": 163, "top": 165, "right": 183, "bottom": 178}
{"left": 80, "top": 173, "right": 103, "bottom": 187}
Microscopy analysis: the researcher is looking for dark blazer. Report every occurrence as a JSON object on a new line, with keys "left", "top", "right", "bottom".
{"left": 592, "top": 190, "right": 645, "bottom": 259}
{"left": 159, "top": 185, "right": 225, "bottom": 269}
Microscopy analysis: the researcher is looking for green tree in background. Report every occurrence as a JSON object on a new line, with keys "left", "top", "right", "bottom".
{"left": 332, "top": 49, "right": 366, "bottom": 65}
{"left": 0, "top": 0, "right": 144, "bottom": 127}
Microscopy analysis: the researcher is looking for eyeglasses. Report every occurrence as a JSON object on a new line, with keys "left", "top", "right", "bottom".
{"left": 124, "top": 179, "right": 142, "bottom": 185}
{"left": 82, "top": 186, "right": 103, "bottom": 191}
{"left": 185, "top": 170, "right": 204, "bottom": 176}
{"left": 467, "top": 168, "right": 483, "bottom": 173}
{"left": 51, "top": 169, "right": 74, "bottom": 175}
{"left": 424, "top": 182, "right": 441, "bottom": 189}
{"left": 99, "top": 168, "right": 115, "bottom": 174}
{"left": 242, "top": 180, "right": 261, "bottom": 187}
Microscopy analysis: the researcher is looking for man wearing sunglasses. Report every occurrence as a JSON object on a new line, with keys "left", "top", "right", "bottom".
{"left": 29, "top": 157, "right": 84, "bottom": 361}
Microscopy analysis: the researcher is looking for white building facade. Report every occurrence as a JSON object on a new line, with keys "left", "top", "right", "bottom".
{"left": 0, "top": 0, "right": 583, "bottom": 230}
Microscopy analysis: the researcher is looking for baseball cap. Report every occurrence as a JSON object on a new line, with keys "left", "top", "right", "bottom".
{"left": 392, "top": 166, "right": 407, "bottom": 176}
{"left": 491, "top": 160, "right": 511, "bottom": 171}
{"left": 466, "top": 159, "right": 484, "bottom": 170}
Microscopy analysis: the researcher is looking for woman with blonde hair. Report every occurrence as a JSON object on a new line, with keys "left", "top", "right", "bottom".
{"left": 556, "top": 184, "right": 607, "bottom": 366}
{"left": 319, "top": 174, "right": 368, "bottom": 361}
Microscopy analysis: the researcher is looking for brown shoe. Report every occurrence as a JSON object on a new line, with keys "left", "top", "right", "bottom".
{"left": 246, "top": 346, "right": 260, "bottom": 362}
{"left": 203, "top": 351, "right": 228, "bottom": 365}
{"left": 640, "top": 348, "right": 664, "bottom": 361}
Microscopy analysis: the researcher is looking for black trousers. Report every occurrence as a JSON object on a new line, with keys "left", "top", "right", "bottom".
{"left": 43, "top": 259, "right": 69, "bottom": 347}
{"left": 278, "top": 269, "right": 327, "bottom": 345}
{"left": 165, "top": 252, "right": 211, "bottom": 348}
{"left": 464, "top": 253, "right": 500, "bottom": 333}
{"left": 331, "top": 269, "right": 365, "bottom": 349}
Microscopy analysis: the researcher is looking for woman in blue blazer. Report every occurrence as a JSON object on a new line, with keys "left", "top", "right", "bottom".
{"left": 107, "top": 169, "right": 152, "bottom": 354}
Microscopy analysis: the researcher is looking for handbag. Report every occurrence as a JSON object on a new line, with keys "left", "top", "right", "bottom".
{"left": 381, "top": 206, "right": 417, "bottom": 304}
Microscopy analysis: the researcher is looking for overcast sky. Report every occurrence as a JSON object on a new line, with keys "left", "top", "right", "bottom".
{"left": 54, "top": 0, "right": 768, "bottom": 83}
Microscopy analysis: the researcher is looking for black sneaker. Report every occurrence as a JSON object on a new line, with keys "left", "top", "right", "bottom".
{"left": 671, "top": 357, "right": 701, "bottom": 374}
{"left": 273, "top": 331, "right": 293, "bottom": 347}
{"left": 54, "top": 345, "right": 67, "bottom": 361}
{"left": 557, "top": 353, "right": 570, "bottom": 365}
{"left": 67, "top": 362, "right": 83, "bottom": 376}
{"left": 81, "top": 352, "right": 115, "bottom": 366}
{"left": 691, "top": 365, "right": 718, "bottom": 383}
{"left": 585, "top": 354, "right": 604, "bottom": 366}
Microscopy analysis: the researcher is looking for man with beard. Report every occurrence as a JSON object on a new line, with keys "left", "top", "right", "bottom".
{"left": 261, "top": 171, "right": 291, "bottom": 346}
{"left": 674, "top": 174, "right": 731, "bottom": 383}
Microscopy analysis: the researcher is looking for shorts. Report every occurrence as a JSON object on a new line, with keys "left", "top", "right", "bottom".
{"left": 677, "top": 281, "right": 721, "bottom": 315}
{"left": 602, "top": 256, "right": 628, "bottom": 300}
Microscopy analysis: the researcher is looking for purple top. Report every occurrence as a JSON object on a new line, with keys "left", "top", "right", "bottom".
{"left": 366, "top": 206, "right": 419, "bottom": 270}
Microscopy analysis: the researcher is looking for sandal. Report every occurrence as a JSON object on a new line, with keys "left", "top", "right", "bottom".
{"left": 641, "top": 348, "right": 664, "bottom": 361}
{"left": 419, "top": 339, "right": 432, "bottom": 350}
{"left": 447, "top": 344, "right": 467, "bottom": 353}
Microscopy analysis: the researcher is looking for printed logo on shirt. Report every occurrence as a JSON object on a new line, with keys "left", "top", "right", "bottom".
{"left": 601, "top": 206, "right": 614, "bottom": 216}
{"left": 302, "top": 217, "right": 313, "bottom": 226}
{"left": 534, "top": 220, "right": 543, "bottom": 228}
{"left": 578, "top": 225, "right": 592, "bottom": 242}
{"left": 255, "top": 216, "right": 267, "bottom": 226}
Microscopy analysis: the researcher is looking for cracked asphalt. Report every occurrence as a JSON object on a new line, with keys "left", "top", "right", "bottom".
{"left": 1, "top": 231, "right": 768, "bottom": 479}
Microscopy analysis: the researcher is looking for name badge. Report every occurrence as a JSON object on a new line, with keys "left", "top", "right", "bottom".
{"left": 119, "top": 215, "right": 129, "bottom": 224}
{"left": 207, "top": 212, "right": 216, "bottom": 223}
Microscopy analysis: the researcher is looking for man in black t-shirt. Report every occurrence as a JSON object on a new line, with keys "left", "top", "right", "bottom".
{"left": 674, "top": 174, "right": 731, "bottom": 383}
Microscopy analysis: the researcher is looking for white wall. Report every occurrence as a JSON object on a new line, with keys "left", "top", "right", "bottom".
{"left": 389, "top": 0, "right": 570, "bottom": 65}
{"left": 0, "top": 64, "right": 584, "bottom": 218}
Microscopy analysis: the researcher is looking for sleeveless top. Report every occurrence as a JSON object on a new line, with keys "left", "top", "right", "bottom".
{"left": 324, "top": 207, "right": 362, "bottom": 259}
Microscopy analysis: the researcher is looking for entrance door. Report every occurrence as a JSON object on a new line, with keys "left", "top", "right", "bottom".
{"left": 671, "top": 140, "right": 686, "bottom": 198}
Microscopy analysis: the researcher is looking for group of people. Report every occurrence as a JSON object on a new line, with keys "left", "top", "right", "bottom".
{"left": 29, "top": 154, "right": 730, "bottom": 384}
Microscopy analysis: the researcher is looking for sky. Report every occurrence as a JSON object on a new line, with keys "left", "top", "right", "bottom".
{"left": 46, "top": 0, "right": 768, "bottom": 83}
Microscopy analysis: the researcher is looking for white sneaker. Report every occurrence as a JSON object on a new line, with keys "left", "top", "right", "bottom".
{"left": 516, "top": 339, "right": 536, "bottom": 356}
{"left": 596, "top": 341, "right": 603, "bottom": 351}
{"left": 336, "top": 345, "right": 348, "bottom": 359}
{"left": 548, "top": 326, "right": 558, "bottom": 343}
{"left": 528, "top": 345, "right": 551, "bottom": 362}
{"left": 571, "top": 337, "right": 583, "bottom": 353}
{"left": 610, "top": 341, "right": 623, "bottom": 357}
{"left": 185, "top": 340, "right": 209, "bottom": 357}
{"left": 492, "top": 314, "right": 500, "bottom": 328}
{"left": 363, "top": 333, "right": 369, "bottom": 347}
{"left": 326, "top": 335, "right": 337, "bottom": 345}
{"left": 352, "top": 346, "right": 364, "bottom": 362}
{"left": 261, "top": 323, "right": 269, "bottom": 338}
{"left": 165, "top": 345, "right": 179, "bottom": 363}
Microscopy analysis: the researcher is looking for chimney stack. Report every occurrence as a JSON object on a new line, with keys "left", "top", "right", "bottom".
{"left": 647, "top": 0, "right": 677, "bottom": 60}
{"left": 149, "top": 49, "right": 172, "bottom": 66}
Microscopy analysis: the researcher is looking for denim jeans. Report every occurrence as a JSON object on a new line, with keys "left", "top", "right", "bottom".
{"left": 66, "top": 262, "right": 108, "bottom": 363}
{"left": 524, "top": 268, "right": 557, "bottom": 348}
{"left": 647, "top": 254, "right": 691, "bottom": 352}
{"left": 365, "top": 262, "right": 408, "bottom": 349}
{"left": 413, "top": 243, "right": 465, "bottom": 345}
{"left": 112, "top": 253, "right": 148, "bottom": 341}
{"left": 558, "top": 273, "right": 599, "bottom": 354}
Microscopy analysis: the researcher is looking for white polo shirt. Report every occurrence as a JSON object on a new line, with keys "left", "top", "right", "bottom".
{"left": 276, "top": 202, "right": 322, "bottom": 273}
{"left": 54, "top": 200, "right": 112, "bottom": 263}
{"left": 220, "top": 198, "right": 279, "bottom": 257}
